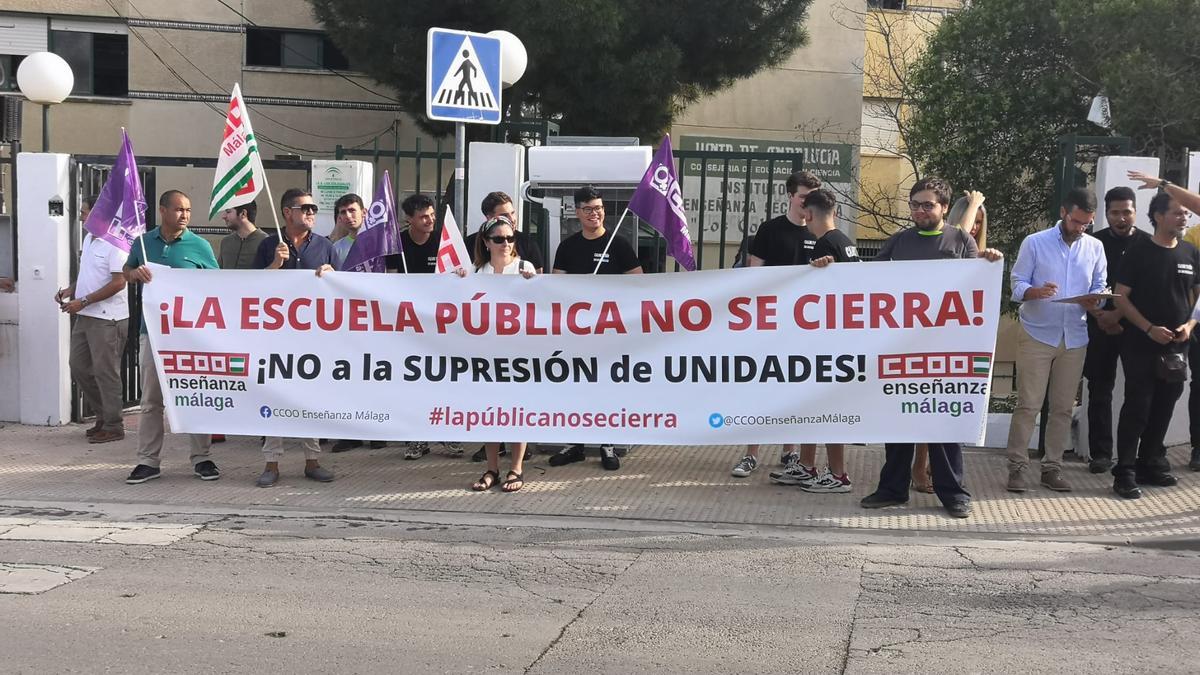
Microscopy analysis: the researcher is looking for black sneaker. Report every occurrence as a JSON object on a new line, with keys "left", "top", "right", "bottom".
{"left": 331, "top": 440, "right": 362, "bottom": 453}
{"left": 125, "top": 464, "right": 161, "bottom": 484}
{"left": 1190, "top": 447, "right": 1200, "bottom": 471}
{"left": 600, "top": 445, "right": 620, "bottom": 471}
{"left": 860, "top": 492, "right": 907, "bottom": 509}
{"left": 548, "top": 444, "right": 586, "bottom": 466}
{"left": 946, "top": 501, "right": 972, "bottom": 518}
{"left": 1113, "top": 476, "right": 1142, "bottom": 500}
{"left": 193, "top": 460, "right": 221, "bottom": 481}
{"left": 1088, "top": 458, "right": 1114, "bottom": 474}
{"left": 1137, "top": 472, "right": 1178, "bottom": 487}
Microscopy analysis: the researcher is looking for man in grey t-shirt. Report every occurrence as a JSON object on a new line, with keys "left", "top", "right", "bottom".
{"left": 861, "top": 176, "right": 1002, "bottom": 519}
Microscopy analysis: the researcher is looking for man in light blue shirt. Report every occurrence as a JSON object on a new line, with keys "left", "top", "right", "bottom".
{"left": 1006, "top": 187, "right": 1108, "bottom": 493}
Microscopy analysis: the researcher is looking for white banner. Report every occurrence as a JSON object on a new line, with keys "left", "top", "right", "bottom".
{"left": 143, "top": 261, "right": 1003, "bottom": 445}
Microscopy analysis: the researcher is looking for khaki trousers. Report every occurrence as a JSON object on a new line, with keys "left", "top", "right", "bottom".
{"left": 69, "top": 315, "right": 128, "bottom": 432}
{"left": 1005, "top": 326, "right": 1087, "bottom": 472}
{"left": 262, "top": 436, "right": 321, "bottom": 461}
{"left": 136, "top": 336, "right": 212, "bottom": 468}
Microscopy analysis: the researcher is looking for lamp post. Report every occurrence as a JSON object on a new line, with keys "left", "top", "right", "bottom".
{"left": 15, "top": 51, "right": 74, "bottom": 152}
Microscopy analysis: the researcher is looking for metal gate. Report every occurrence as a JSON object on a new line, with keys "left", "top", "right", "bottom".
{"left": 68, "top": 154, "right": 311, "bottom": 423}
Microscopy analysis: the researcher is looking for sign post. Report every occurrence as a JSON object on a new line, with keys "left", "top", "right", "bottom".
{"left": 426, "top": 28, "right": 503, "bottom": 229}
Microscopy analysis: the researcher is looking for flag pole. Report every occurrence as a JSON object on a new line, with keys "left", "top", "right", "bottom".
{"left": 591, "top": 208, "right": 631, "bottom": 275}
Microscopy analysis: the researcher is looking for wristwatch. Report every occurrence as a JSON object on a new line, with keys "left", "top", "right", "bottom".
{"left": 80, "top": 297, "right": 90, "bottom": 307}
{"left": 1161, "top": 179, "right": 1173, "bottom": 190}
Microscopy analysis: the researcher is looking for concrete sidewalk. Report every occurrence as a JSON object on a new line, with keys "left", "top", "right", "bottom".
{"left": 1, "top": 417, "right": 1198, "bottom": 541}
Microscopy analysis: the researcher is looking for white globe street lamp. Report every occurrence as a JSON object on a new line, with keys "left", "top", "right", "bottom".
{"left": 16, "top": 51, "right": 74, "bottom": 151}
{"left": 487, "top": 30, "right": 527, "bottom": 88}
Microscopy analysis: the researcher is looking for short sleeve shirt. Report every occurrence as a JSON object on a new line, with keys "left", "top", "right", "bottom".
{"left": 749, "top": 215, "right": 816, "bottom": 265}
{"left": 1113, "top": 236, "right": 1200, "bottom": 353}
{"left": 811, "top": 228, "right": 860, "bottom": 263}
{"left": 253, "top": 232, "right": 336, "bottom": 271}
{"left": 874, "top": 226, "right": 979, "bottom": 262}
{"left": 76, "top": 234, "right": 129, "bottom": 320}
{"left": 552, "top": 230, "right": 640, "bottom": 275}
{"left": 385, "top": 230, "right": 439, "bottom": 274}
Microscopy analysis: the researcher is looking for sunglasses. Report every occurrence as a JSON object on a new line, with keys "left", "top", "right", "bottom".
{"left": 287, "top": 203, "right": 319, "bottom": 214}
{"left": 488, "top": 235, "right": 516, "bottom": 244}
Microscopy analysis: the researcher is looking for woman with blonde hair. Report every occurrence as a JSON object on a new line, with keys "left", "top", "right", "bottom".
{"left": 469, "top": 215, "right": 536, "bottom": 493}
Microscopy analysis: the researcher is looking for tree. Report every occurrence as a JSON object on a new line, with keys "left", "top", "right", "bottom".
{"left": 308, "top": 0, "right": 813, "bottom": 139}
{"left": 905, "top": 0, "right": 1200, "bottom": 258}
{"left": 904, "top": 0, "right": 1093, "bottom": 257}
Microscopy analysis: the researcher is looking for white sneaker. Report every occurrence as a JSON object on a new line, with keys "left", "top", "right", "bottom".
{"left": 441, "top": 441, "right": 464, "bottom": 456}
{"left": 780, "top": 450, "right": 800, "bottom": 467}
{"left": 731, "top": 455, "right": 758, "bottom": 477}
{"left": 769, "top": 462, "right": 817, "bottom": 485}
{"left": 800, "top": 468, "right": 852, "bottom": 493}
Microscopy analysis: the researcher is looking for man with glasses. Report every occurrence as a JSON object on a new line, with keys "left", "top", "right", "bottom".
{"left": 253, "top": 188, "right": 336, "bottom": 487}
{"left": 123, "top": 190, "right": 221, "bottom": 484}
{"left": 859, "top": 176, "right": 1003, "bottom": 518}
{"left": 550, "top": 185, "right": 642, "bottom": 471}
{"left": 1005, "top": 188, "right": 1107, "bottom": 494}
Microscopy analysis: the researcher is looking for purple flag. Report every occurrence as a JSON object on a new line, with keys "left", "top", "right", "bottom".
{"left": 628, "top": 134, "right": 696, "bottom": 271}
{"left": 84, "top": 129, "right": 147, "bottom": 253}
{"left": 342, "top": 170, "right": 403, "bottom": 273}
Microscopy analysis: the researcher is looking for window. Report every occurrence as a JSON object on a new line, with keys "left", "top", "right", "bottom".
{"left": 861, "top": 100, "right": 902, "bottom": 155}
{"left": 246, "top": 28, "right": 353, "bottom": 70}
{"left": 868, "top": 0, "right": 906, "bottom": 9}
{"left": 50, "top": 30, "right": 128, "bottom": 97}
{"left": 0, "top": 54, "right": 25, "bottom": 92}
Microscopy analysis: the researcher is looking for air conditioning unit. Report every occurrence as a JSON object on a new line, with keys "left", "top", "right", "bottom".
{"left": 527, "top": 146, "right": 651, "bottom": 190}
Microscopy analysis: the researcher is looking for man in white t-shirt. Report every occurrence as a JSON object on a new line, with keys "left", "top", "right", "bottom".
{"left": 56, "top": 196, "right": 130, "bottom": 444}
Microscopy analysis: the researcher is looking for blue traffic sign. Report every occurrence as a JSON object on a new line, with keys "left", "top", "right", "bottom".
{"left": 426, "top": 28, "right": 503, "bottom": 125}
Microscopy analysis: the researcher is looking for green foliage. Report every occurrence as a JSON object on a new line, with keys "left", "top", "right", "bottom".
{"left": 309, "top": 0, "right": 813, "bottom": 140}
{"left": 905, "top": 0, "right": 1093, "bottom": 258}
{"left": 906, "top": 0, "right": 1200, "bottom": 263}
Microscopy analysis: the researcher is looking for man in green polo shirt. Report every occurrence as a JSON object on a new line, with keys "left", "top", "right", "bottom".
{"left": 123, "top": 190, "right": 221, "bottom": 485}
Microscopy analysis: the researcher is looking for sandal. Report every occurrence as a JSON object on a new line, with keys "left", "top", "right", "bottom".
{"left": 472, "top": 469, "right": 499, "bottom": 491}
{"left": 501, "top": 470, "right": 524, "bottom": 493}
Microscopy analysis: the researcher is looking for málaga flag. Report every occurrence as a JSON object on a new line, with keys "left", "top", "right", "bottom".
{"left": 209, "top": 83, "right": 266, "bottom": 219}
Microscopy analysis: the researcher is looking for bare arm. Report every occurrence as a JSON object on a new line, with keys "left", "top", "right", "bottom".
{"left": 1129, "top": 170, "right": 1200, "bottom": 215}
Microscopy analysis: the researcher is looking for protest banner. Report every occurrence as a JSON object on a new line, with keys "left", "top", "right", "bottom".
{"left": 143, "top": 261, "right": 1002, "bottom": 445}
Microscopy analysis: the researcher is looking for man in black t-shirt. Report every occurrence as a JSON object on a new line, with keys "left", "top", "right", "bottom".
{"left": 1110, "top": 191, "right": 1200, "bottom": 499}
{"left": 549, "top": 185, "right": 641, "bottom": 471}
{"left": 767, "top": 189, "right": 859, "bottom": 493}
{"left": 385, "top": 194, "right": 439, "bottom": 274}
{"left": 734, "top": 171, "right": 822, "bottom": 481}
{"left": 464, "top": 191, "right": 544, "bottom": 272}
{"left": 1082, "top": 187, "right": 1146, "bottom": 473}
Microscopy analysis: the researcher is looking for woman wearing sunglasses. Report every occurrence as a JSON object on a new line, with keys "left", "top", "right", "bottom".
{"left": 470, "top": 216, "right": 536, "bottom": 492}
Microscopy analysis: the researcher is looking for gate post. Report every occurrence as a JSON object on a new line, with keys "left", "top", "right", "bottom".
{"left": 15, "top": 152, "right": 72, "bottom": 425}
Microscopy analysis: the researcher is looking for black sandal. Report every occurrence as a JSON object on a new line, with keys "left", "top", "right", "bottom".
{"left": 501, "top": 470, "right": 524, "bottom": 493}
{"left": 472, "top": 470, "right": 499, "bottom": 491}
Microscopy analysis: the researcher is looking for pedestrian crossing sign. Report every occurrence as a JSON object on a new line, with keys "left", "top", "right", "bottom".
{"left": 426, "top": 28, "right": 503, "bottom": 125}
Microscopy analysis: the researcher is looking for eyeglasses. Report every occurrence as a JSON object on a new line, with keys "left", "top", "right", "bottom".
{"left": 577, "top": 205, "right": 604, "bottom": 215}
{"left": 908, "top": 201, "right": 938, "bottom": 212}
{"left": 287, "top": 204, "right": 319, "bottom": 214}
{"left": 488, "top": 235, "right": 516, "bottom": 244}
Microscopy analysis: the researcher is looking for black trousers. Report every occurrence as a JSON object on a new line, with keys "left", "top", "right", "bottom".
{"left": 1114, "top": 348, "right": 1180, "bottom": 480}
{"left": 1084, "top": 329, "right": 1123, "bottom": 462}
{"left": 1189, "top": 336, "right": 1200, "bottom": 447}
{"left": 874, "top": 443, "right": 969, "bottom": 507}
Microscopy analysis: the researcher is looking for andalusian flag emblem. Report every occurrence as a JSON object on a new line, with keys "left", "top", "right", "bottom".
{"left": 209, "top": 83, "right": 265, "bottom": 219}
{"left": 972, "top": 355, "right": 991, "bottom": 375}
{"left": 228, "top": 356, "right": 247, "bottom": 375}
